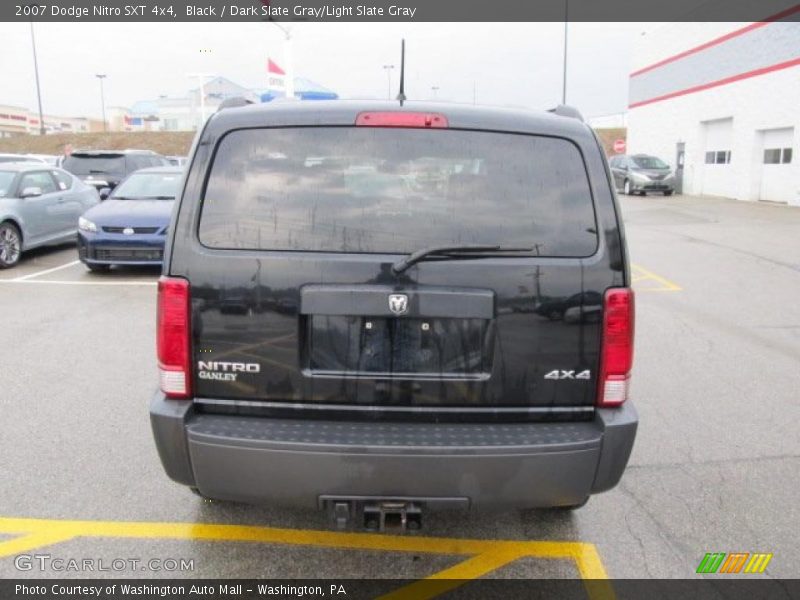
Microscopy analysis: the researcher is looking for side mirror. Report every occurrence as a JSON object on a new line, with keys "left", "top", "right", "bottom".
{"left": 99, "top": 187, "right": 111, "bottom": 200}
{"left": 20, "top": 186, "right": 43, "bottom": 198}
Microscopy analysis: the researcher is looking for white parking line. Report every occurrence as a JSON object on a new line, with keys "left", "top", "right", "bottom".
{"left": 0, "top": 279, "right": 156, "bottom": 286}
{"left": 11, "top": 260, "right": 82, "bottom": 281}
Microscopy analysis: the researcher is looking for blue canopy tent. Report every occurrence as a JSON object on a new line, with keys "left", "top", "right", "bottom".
{"left": 259, "top": 77, "right": 338, "bottom": 102}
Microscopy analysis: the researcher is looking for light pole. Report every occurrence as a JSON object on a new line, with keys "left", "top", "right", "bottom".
{"left": 382, "top": 64, "right": 395, "bottom": 100}
{"left": 431, "top": 86, "right": 439, "bottom": 99}
{"left": 270, "top": 22, "right": 295, "bottom": 98}
{"left": 561, "top": 0, "right": 569, "bottom": 105}
{"left": 95, "top": 74, "right": 107, "bottom": 132}
{"left": 29, "top": 22, "right": 45, "bottom": 135}
{"left": 187, "top": 73, "right": 213, "bottom": 129}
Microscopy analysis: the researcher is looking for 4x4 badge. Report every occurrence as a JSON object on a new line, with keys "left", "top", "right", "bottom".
{"left": 544, "top": 369, "right": 591, "bottom": 380}
{"left": 388, "top": 294, "right": 409, "bottom": 315}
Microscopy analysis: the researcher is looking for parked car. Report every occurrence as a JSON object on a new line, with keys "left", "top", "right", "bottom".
{"left": 25, "top": 153, "right": 59, "bottom": 165}
{"left": 77, "top": 166, "right": 182, "bottom": 271}
{"left": 0, "top": 153, "right": 46, "bottom": 164}
{"left": 61, "top": 149, "right": 170, "bottom": 196}
{"left": 150, "top": 101, "right": 637, "bottom": 526}
{"left": 166, "top": 156, "right": 188, "bottom": 167}
{"left": 0, "top": 163, "right": 99, "bottom": 268}
{"left": 609, "top": 153, "right": 675, "bottom": 196}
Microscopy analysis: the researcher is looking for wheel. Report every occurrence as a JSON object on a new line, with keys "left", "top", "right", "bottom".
{"left": 623, "top": 179, "right": 631, "bottom": 195}
{"left": 663, "top": 190, "right": 673, "bottom": 196}
{"left": 0, "top": 222, "right": 22, "bottom": 269}
{"left": 86, "top": 263, "right": 111, "bottom": 273}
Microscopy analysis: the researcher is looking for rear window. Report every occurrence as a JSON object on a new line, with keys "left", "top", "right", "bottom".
{"left": 63, "top": 154, "right": 125, "bottom": 176}
{"left": 199, "top": 127, "right": 598, "bottom": 257}
{"left": 53, "top": 170, "right": 73, "bottom": 190}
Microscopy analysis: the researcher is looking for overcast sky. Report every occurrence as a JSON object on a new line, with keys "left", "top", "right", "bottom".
{"left": 0, "top": 22, "right": 647, "bottom": 119}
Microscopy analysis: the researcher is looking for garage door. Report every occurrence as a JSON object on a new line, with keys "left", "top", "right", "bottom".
{"left": 700, "top": 118, "right": 734, "bottom": 198}
{"left": 758, "top": 127, "right": 795, "bottom": 204}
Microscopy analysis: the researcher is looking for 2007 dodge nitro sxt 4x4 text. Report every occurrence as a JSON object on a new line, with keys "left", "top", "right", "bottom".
{"left": 150, "top": 99, "right": 637, "bottom": 529}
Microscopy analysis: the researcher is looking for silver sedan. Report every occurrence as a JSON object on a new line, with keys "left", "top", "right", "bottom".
{"left": 0, "top": 162, "right": 99, "bottom": 268}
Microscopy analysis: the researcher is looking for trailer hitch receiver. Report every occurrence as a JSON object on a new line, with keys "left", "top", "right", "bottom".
{"left": 364, "top": 501, "right": 422, "bottom": 532}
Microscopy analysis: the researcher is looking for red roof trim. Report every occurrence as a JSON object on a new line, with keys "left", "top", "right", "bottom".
{"left": 629, "top": 57, "right": 800, "bottom": 109}
{"left": 630, "top": 5, "right": 800, "bottom": 78}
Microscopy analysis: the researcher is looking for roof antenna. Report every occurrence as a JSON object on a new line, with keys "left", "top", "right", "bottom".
{"left": 397, "top": 39, "right": 406, "bottom": 106}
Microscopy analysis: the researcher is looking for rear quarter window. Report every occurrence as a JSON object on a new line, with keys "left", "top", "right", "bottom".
{"left": 198, "top": 127, "right": 598, "bottom": 257}
{"left": 53, "top": 170, "right": 73, "bottom": 190}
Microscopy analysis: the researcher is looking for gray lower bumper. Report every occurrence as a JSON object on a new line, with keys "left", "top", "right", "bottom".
{"left": 633, "top": 182, "right": 674, "bottom": 193}
{"left": 150, "top": 393, "right": 637, "bottom": 509}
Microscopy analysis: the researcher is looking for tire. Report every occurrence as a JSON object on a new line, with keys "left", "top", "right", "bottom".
{"left": 663, "top": 190, "right": 673, "bottom": 196}
{"left": 86, "top": 263, "right": 111, "bottom": 273}
{"left": 0, "top": 221, "right": 22, "bottom": 269}
{"left": 623, "top": 179, "right": 631, "bottom": 195}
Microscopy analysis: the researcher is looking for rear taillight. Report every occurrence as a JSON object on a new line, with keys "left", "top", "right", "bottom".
{"left": 157, "top": 276, "right": 191, "bottom": 399}
{"left": 355, "top": 111, "right": 448, "bottom": 128}
{"left": 597, "top": 288, "right": 635, "bottom": 407}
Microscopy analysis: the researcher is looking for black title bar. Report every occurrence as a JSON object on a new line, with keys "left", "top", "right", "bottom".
{"left": 5, "top": 0, "right": 800, "bottom": 22}
{"left": 4, "top": 579, "right": 800, "bottom": 599}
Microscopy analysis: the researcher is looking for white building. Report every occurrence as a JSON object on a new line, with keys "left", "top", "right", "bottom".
{"left": 116, "top": 73, "right": 338, "bottom": 133}
{"left": 120, "top": 77, "right": 261, "bottom": 133}
{"left": 626, "top": 18, "right": 800, "bottom": 206}
{"left": 0, "top": 103, "right": 102, "bottom": 137}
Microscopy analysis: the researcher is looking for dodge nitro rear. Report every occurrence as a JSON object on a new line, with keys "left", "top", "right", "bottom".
{"left": 150, "top": 100, "right": 637, "bottom": 528}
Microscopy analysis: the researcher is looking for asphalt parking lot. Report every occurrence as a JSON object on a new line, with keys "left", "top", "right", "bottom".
{"left": 1, "top": 194, "right": 798, "bottom": 588}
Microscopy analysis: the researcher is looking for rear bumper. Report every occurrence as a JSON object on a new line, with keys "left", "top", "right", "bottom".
{"left": 632, "top": 182, "right": 673, "bottom": 193}
{"left": 150, "top": 392, "right": 637, "bottom": 509}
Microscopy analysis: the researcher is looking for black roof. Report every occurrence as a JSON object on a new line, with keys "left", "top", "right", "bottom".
{"left": 205, "top": 100, "right": 593, "bottom": 141}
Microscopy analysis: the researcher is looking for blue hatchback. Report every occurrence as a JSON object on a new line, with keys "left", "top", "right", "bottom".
{"left": 77, "top": 167, "right": 182, "bottom": 271}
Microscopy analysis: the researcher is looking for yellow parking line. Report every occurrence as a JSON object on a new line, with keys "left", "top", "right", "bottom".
{"left": 378, "top": 549, "right": 524, "bottom": 600}
{"left": 0, "top": 516, "right": 612, "bottom": 598}
{"left": 0, "top": 529, "right": 76, "bottom": 557}
{"left": 631, "top": 263, "right": 682, "bottom": 292}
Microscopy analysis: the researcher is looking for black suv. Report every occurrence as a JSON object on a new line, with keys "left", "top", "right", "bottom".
{"left": 62, "top": 149, "right": 169, "bottom": 197}
{"left": 151, "top": 101, "right": 637, "bottom": 527}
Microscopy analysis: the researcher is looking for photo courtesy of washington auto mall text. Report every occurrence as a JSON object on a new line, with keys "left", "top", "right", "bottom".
{"left": 1, "top": 0, "right": 799, "bottom": 598}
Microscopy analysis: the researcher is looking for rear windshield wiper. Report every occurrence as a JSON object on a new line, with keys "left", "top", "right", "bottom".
{"left": 392, "top": 244, "right": 535, "bottom": 275}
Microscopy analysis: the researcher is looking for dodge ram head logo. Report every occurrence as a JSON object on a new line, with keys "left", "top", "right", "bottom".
{"left": 388, "top": 294, "right": 409, "bottom": 315}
